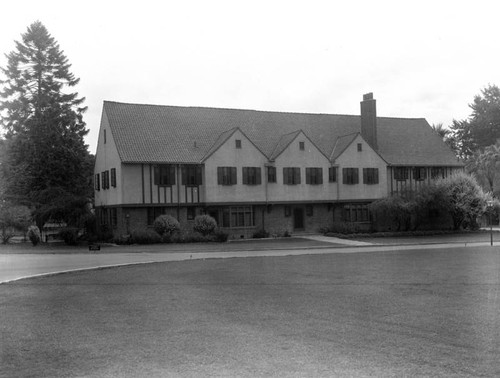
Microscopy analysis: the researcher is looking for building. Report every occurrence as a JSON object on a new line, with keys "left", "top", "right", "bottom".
{"left": 94, "top": 93, "right": 463, "bottom": 238}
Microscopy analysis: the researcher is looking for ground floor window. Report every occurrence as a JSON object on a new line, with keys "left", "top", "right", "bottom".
{"left": 147, "top": 207, "right": 165, "bottom": 225}
{"left": 98, "top": 208, "right": 117, "bottom": 228}
{"left": 343, "top": 203, "right": 370, "bottom": 223}
{"left": 187, "top": 207, "right": 196, "bottom": 220}
{"left": 221, "top": 206, "right": 255, "bottom": 228}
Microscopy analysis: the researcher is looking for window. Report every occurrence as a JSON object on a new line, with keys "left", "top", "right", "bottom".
{"left": 242, "top": 167, "right": 262, "bottom": 185}
{"left": 299, "top": 141, "right": 305, "bottom": 150}
{"left": 111, "top": 168, "right": 116, "bottom": 187}
{"left": 95, "top": 174, "right": 100, "bottom": 191}
{"left": 283, "top": 167, "right": 301, "bottom": 185}
{"left": 284, "top": 206, "right": 291, "bottom": 217}
{"left": 147, "top": 207, "right": 165, "bottom": 225}
{"left": 363, "top": 168, "right": 379, "bottom": 184}
{"left": 235, "top": 139, "right": 242, "bottom": 149}
{"left": 187, "top": 207, "right": 196, "bottom": 220}
{"left": 182, "top": 165, "right": 203, "bottom": 186}
{"left": 431, "top": 167, "right": 445, "bottom": 179}
{"left": 329, "top": 167, "right": 337, "bottom": 183}
{"left": 357, "top": 143, "right": 362, "bottom": 151}
{"left": 217, "top": 167, "right": 237, "bottom": 185}
{"left": 414, "top": 167, "right": 427, "bottom": 181}
{"left": 221, "top": 206, "right": 254, "bottom": 228}
{"left": 267, "top": 166, "right": 276, "bottom": 183}
{"left": 394, "top": 167, "right": 408, "bottom": 181}
{"left": 342, "top": 168, "right": 359, "bottom": 185}
{"left": 306, "top": 205, "right": 313, "bottom": 216}
{"left": 306, "top": 168, "right": 323, "bottom": 185}
{"left": 101, "top": 170, "right": 110, "bottom": 189}
{"left": 154, "top": 165, "right": 176, "bottom": 186}
{"left": 343, "top": 204, "right": 370, "bottom": 223}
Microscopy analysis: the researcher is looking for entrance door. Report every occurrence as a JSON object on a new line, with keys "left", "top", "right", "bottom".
{"left": 293, "top": 208, "right": 304, "bottom": 230}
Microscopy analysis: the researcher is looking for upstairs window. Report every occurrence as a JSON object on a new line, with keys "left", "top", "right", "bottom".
{"left": 394, "top": 167, "right": 409, "bottom": 181}
{"left": 414, "top": 167, "right": 427, "bottom": 181}
{"left": 306, "top": 168, "right": 323, "bottom": 185}
{"left": 283, "top": 167, "right": 301, "bottom": 185}
{"left": 235, "top": 139, "right": 242, "bottom": 149}
{"left": 363, "top": 168, "right": 379, "bottom": 185}
{"left": 242, "top": 167, "right": 262, "bottom": 185}
{"left": 111, "top": 168, "right": 116, "bottom": 187}
{"left": 101, "top": 171, "right": 110, "bottom": 189}
{"left": 357, "top": 143, "right": 362, "bottom": 151}
{"left": 182, "top": 165, "right": 203, "bottom": 186}
{"left": 154, "top": 165, "right": 176, "bottom": 186}
{"left": 343, "top": 168, "right": 359, "bottom": 185}
{"left": 299, "top": 141, "right": 305, "bottom": 150}
{"left": 217, "top": 167, "right": 237, "bottom": 185}
{"left": 267, "top": 166, "right": 276, "bottom": 183}
{"left": 328, "top": 167, "right": 337, "bottom": 183}
{"left": 95, "top": 174, "right": 100, "bottom": 191}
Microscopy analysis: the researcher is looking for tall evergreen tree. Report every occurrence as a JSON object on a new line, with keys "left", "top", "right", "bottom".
{"left": 0, "top": 21, "right": 92, "bottom": 227}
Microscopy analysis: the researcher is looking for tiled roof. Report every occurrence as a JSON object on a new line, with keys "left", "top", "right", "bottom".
{"left": 103, "top": 101, "right": 463, "bottom": 166}
{"left": 330, "top": 133, "right": 359, "bottom": 161}
{"left": 269, "top": 130, "right": 302, "bottom": 161}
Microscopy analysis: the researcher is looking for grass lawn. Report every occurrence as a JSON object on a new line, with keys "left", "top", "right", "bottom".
{"left": 1, "top": 247, "right": 500, "bottom": 377}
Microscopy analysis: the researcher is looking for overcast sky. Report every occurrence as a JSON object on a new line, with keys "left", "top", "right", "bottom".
{"left": 1, "top": 0, "right": 499, "bottom": 153}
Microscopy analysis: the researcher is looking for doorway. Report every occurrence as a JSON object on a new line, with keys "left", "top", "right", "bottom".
{"left": 293, "top": 208, "right": 304, "bottom": 230}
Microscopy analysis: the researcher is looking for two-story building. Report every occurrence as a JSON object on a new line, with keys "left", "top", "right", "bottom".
{"left": 94, "top": 93, "right": 463, "bottom": 238}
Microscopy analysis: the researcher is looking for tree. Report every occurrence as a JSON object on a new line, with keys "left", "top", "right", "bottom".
{"left": 0, "top": 21, "right": 93, "bottom": 228}
{"left": 431, "top": 123, "right": 450, "bottom": 139}
{"left": 0, "top": 201, "right": 31, "bottom": 244}
{"left": 450, "top": 85, "right": 500, "bottom": 160}
{"left": 467, "top": 143, "right": 500, "bottom": 196}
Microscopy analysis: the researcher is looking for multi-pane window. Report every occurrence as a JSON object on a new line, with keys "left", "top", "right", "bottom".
{"left": 329, "top": 167, "right": 337, "bottom": 183}
{"left": 357, "top": 143, "right": 362, "bottom": 151}
{"left": 182, "top": 165, "right": 202, "bottom": 186}
{"left": 431, "top": 167, "right": 445, "bottom": 179}
{"left": 221, "top": 206, "right": 254, "bottom": 228}
{"left": 342, "top": 168, "right": 359, "bottom": 185}
{"left": 235, "top": 139, "right": 242, "bottom": 149}
{"left": 147, "top": 207, "right": 165, "bottom": 225}
{"left": 363, "top": 168, "right": 379, "bottom": 185}
{"left": 95, "top": 174, "right": 100, "bottom": 191}
{"left": 283, "top": 167, "right": 301, "bottom": 185}
{"left": 413, "top": 167, "right": 427, "bottom": 181}
{"left": 242, "top": 167, "right": 262, "bottom": 185}
{"left": 267, "top": 166, "right": 276, "bottom": 183}
{"left": 306, "top": 168, "right": 323, "bottom": 185}
{"left": 394, "top": 167, "right": 409, "bottom": 181}
{"left": 154, "top": 165, "right": 176, "bottom": 186}
{"left": 217, "top": 167, "right": 237, "bottom": 185}
{"left": 111, "top": 168, "right": 116, "bottom": 187}
{"left": 299, "top": 141, "right": 305, "bottom": 150}
{"left": 101, "top": 170, "right": 110, "bottom": 189}
{"left": 343, "top": 204, "right": 370, "bottom": 223}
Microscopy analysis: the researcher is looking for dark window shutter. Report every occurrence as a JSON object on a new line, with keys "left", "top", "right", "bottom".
{"left": 318, "top": 168, "right": 323, "bottom": 184}
{"left": 256, "top": 168, "right": 262, "bottom": 185}
{"left": 306, "top": 168, "right": 311, "bottom": 184}
{"left": 363, "top": 168, "right": 367, "bottom": 184}
{"left": 374, "top": 168, "right": 379, "bottom": 184}
{"left": 296, "top": 168, "right": 301, "bottom": 184}
{"left": 342, "top": 168, "right": 347, "bottom": 184}
{"left": 217, "top": 167, "right": 223, "bottom": 185}
{"left": 243, "top": 167, "right": 248, "bottom": 185}
{"left": 354, "top": 168, "right": 359, "bottom": 184}
{"left": 231, "top": 167, "right": 237, "bottom": 185}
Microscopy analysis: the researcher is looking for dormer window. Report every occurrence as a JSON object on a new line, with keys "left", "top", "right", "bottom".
{"left": 357, "top": 143, "right": 362, "bottom": 151}
{"left": 299, "top": 141, "right": 305, "bottom": 150}
{"left": 235, "top": 139, "right": 242, "bottom": 149}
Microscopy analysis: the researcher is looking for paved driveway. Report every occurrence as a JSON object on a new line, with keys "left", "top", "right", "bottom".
{"left": 1, "top": 236, "right": 498, "bottom": 283}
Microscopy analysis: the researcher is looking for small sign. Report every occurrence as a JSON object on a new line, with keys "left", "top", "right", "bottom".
{"left": 89, "top": 244, "right": 101, "bottom": 251}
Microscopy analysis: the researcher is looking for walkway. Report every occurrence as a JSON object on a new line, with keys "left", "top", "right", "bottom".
{"left": 1, "top": 238, "right": 498, "bottom": 284}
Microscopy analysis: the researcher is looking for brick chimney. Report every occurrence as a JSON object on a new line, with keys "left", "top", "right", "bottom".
{"left": 360, "top": 92, "right": 378, "bottom": 150}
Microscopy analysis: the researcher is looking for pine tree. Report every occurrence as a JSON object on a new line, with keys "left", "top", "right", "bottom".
{"left": 0, "top": 21, "right": 93, "bottom": 227}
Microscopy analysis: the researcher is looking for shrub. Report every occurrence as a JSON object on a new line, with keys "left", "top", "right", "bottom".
{"left": 328, "top": 222, "right": 361, "bottom": 234}
{"left": 27, "top": 225, "right": 41, "bottom": 246}
{"left": 213, "top": 228, "right": 229, "bottom": 242}
{"left": 59, "top": 227, "right": 80, "bottom": 246}
{"left": 193, "top": 215, "right": 217, "bottom": 236}
{"left": 253, "top": 229, "right": 270, "bottom": 239}
{"left": 153, "top": 215, "right": 180, "bottom": 236}
{"left": 130, "top": 229, "right": 162, "bottom": 244}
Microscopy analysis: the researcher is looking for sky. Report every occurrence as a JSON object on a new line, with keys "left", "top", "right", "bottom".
{"left": 1, "top": 0, "right": 499, "bottom": 154}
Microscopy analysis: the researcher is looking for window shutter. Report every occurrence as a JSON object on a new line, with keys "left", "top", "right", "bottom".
{"left": 95, "top": 174, "right": 100, "bottom": 190}
{"left": 363, "top": 168, "right": 367, "bottom": 184}
{"left": 306, "top": 168, "right": 311, "bottom": 184}
{"left": 318, "top": 168, "right": 323, "bottom": 184}
{"left": 256, "top": 167, "right": 261, "bottom": 185}
{"left": 111, "top": 168, "right": 116, "bottom": 187}
{"left": 242, "top": 167, "right": 248, "bottom": 185}
{"left": 354, "top": 168, "right": 359, "bottom": 184}
{"left": 374, "top": 168, "right": 379, "bottom": 184}
{"left": 217, "top": 167, "right": 223, "bottom": 185}
{"left": 296, "top": 168, "right": 301, "bottom": 184}
{"left": 231, "top": 167, "right": 237, "bottom": 185}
